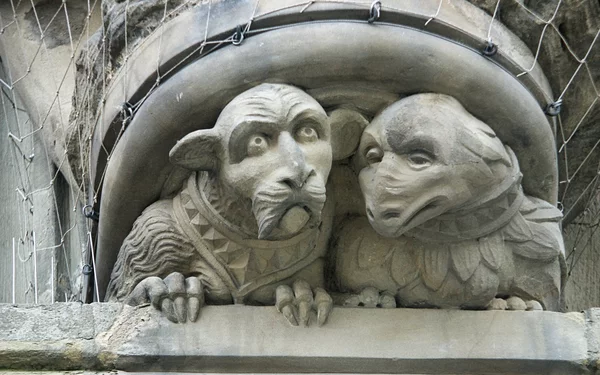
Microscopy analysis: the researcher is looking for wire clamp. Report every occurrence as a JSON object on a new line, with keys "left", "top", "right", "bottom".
{"left": 83, "top": 204, "right": 99, "bottom": 222}
{"left": 545, "top": 99, "right": 563, "bottom": 117}
{"left": 232, "top": 25, "right": 245, "bottom": 46}
{"left": 121, "top": 102, "right": 134, "bottom": 118}
{"left": 482, "top": 40, "right": 498, "bottom": 56}
{"left": 82, "top": 264, "right": 93, "bottom": 275}
{"left": 121, "top": 102, "right": 135, "bottom": 127}
{"left": 368, "top": 1, "right": 381, "bottom": 24}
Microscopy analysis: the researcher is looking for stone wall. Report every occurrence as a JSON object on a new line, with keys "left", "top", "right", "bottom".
{"left": 0, "top": 62, "right": 86, "bottom": 304}
{"left": 564, "top": 193, "right": 600, "bottom": 312}
{"left": 0, "top": 63, "right": 55, "bottom": 304}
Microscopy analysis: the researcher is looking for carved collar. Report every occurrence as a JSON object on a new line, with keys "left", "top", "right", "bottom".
{"left": 406, "top": 150, "right": 524, "bottom": 242}
{"left": 173, "top": 172, "right": 323, "bottom": 303}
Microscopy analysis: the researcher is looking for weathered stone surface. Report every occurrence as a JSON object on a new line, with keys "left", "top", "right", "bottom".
{"left": 0, "top": 303, "right": 122, "bottom": 370}
{"left": 104, "top": 84, "right": 334, "bottom": 327}
{"left": 111, "top": 307, "right": 589, "bottom": 374}
{"left": 0, "top": 1, "right": 100, "bottom": 305}
{"left": 23, "top": 0, "right": 88, "bottom": 49}
{"left": 587, "top": 308, "right": 600, "bottom": 373}
{"left": 0, "top": 0, "right": 597, "bottom": 331}
{"left": 64, "top": 0, "right": 598, "bottom": 228}
{"left": 92, "top": 1, "right": 560, "bottom": 305}
{"left": 0, "top": 63, "right": 86, "bottom": 305}
{"left": 0, "top": 303, "right": 596, "bottom": 374}
{"left": 0, "top": 1, "right": 102, "bottom": 189}
{"left": 563, "top": 197, "right": 600, "bottom": 312}
{"left": 335, "top": 94, "right": 565, "bottom": 311}
{"left": 0, "top": 303, "right": 122, "bottom": 342}
{"left": 470, "top": 0, "right": 600, "bottom": 225}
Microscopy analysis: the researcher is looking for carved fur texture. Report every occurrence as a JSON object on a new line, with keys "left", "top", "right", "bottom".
{"left": 105, "top": 200, "right": 197, "bottom": 301}
{"left": 104, "top": 85, "right": 334, "bottom": 327}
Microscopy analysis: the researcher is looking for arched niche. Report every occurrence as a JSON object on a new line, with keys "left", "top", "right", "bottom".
{"left": 90, "top": 0, "right": 557, "bottom": 300}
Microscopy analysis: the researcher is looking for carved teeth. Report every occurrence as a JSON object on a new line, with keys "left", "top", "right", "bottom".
{"left": 279, "top": 206, "right": 310, "bottom": 235}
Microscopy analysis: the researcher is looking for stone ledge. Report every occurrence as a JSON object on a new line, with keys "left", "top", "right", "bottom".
{"left": 0, "top": 303, "right": 597, "bottom": 374}
{"left": 587, "top": 308, "right": 600, "bottom": 373}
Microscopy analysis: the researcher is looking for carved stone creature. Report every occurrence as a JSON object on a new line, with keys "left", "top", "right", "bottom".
{"left": 106, "top": 84, "right": 334, "bottom": 326}
{"left": 335, "top": 94, "right": 565, "bottom": 311}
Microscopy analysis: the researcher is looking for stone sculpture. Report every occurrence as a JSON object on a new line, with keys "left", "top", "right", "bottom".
{"left": 334, "top": 94, "right": 565, "bottom": 311}
{"left": 105, "top": 83, "right": 334, "bottom": 326}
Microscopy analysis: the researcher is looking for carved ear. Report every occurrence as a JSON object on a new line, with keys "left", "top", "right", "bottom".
{"left": 169, "top": 129, "right": 221, "bottom": 171}
{"left": 329, "top": 108, "right": 369, "bottom": 161}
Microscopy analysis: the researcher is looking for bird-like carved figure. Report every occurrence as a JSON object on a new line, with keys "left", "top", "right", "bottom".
{"left": 334, "top": 94, "right": 565, "bottom": 311}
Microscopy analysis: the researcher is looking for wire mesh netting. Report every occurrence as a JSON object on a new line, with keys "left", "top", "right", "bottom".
{"left": 0, "top": 0, "right": 598, "bottom": 308}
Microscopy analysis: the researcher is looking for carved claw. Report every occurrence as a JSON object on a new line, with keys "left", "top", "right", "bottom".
{"left": 343, "top": 287, "right": 397, "bottom": 308}
{"left": 486, "top": 298, "right": 508, "bottom": 311}
{"left": 506, "top": 296, "right": 528, "bottom": 311}
{"left": 125, "top": 272, "right": 205, "bottom": 323}
{"left": 275, "top": 279, "right": 333, "bottom": 327}
{"left": 486, "top": 297, "right": 543, "bottom": 311}
{"left": 525, "top": 300, "right": 543, "bottom": 311}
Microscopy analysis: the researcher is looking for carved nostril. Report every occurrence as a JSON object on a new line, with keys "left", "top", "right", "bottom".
{"left": 383, "top": 212, "right": 401, "bottom": 220}
{"left": 303, "top": 169, "right": 316, "bottom": 184}
{"left": 281, "top": 179, "right": 296, "bottom": 190}
{"left": 280, "top": 169, "right": 315, "bottom": 190}
{"left": 366, "top": 208, "right": 375, "bottom": 220}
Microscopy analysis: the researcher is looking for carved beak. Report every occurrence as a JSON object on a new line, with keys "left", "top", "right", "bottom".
{"left": 366, "top": 196, "right": 445, "bottom": 237}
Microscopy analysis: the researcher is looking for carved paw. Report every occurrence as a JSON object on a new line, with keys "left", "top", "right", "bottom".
{"left": 125, "top": 272, "right": 204, "bottom": 323}
{"left": 486, "top": 297, "right": 543, "bottom": 311}
{"left": 275, "top": 279, "right": 333, "bottom": 327}
{"left": 343, "top": 287, "right": 396, "bottom": 308}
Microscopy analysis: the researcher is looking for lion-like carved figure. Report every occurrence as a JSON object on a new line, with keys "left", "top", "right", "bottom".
{"left": 106, "top": 84, "right": 334, "bottom": 326}
{"left": 334, "top": 94, "right": 565, "bottom": 311}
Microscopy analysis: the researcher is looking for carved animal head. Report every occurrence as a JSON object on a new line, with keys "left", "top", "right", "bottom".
{"left": 170, "top": 83, "right": 332, "bottom": 240}
{"left": 357, "top": 93, "right": 512, "bottom": 237}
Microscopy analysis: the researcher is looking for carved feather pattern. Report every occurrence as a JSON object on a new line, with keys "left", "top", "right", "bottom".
{"left": 478, "top": 234, "right": 503, "bottom": 270}
{"left": 357, "top": 236, "right": 394, "bottom": 270}
{"left": 511, "top": 222, "right": 561, "bottom": 262}
{"left": 449, "top": 243, "right": 482, "bottom": 282}
{"left": 463, "top": 263, "right": 499, "bottom": 304}
{"left": 502, "top": 212, "right": 533, "bottom": 242}
{"left": 512, "top": 268, "right": 560, "bottom": 310}
{"left": 520, "top": 196, "right": 563, "bottom": 223}
{"left": 418, "top": 247, "right": 449, "bottom": 291}
{"left": 390, "top": 246, "right": 419, "bottom": 288}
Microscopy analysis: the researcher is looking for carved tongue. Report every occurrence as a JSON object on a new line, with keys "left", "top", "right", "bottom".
{"left": 279, "top": 206, "right": 310, "bottom": 236}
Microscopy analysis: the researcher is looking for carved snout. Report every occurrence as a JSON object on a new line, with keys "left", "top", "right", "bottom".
{"left": 365, "top": 189, "right": 448, "bottom": 238}
{"left": 279, "top": 169, "right": 316, "bottom": 190}
{"left": 277, "top": 132, "right": 316, "bottom": 190}
{"left": 365, "top": 200, "right": 405, "bottom": 238}
{"left": 366, "top": 205, "right": 402, "bottom": 222}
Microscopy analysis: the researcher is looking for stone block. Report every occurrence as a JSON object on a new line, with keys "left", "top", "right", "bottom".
{"left": 587, "top": 308, "right": 600, "bottom": 374}
{"left": 0, "top": 303, "right": 595, "bottom": 374}
{"left": 0, "top": 303, "right": 122, "bottom": 341}
{"left": 0, "top": 303, "right": 122, "bottom": 370}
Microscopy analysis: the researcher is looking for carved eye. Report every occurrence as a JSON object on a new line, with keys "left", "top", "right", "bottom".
{"left": 365, "top": 146, "right": 383, "bottom": 164}
{"left": 407, "top": 151, "right": 433, "bottom": 169}
{"left": 295, "top": 126, "right": 318, "bottom": 143}
{"left": 247, "top": 135, "right": 268, "bottom": 157}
